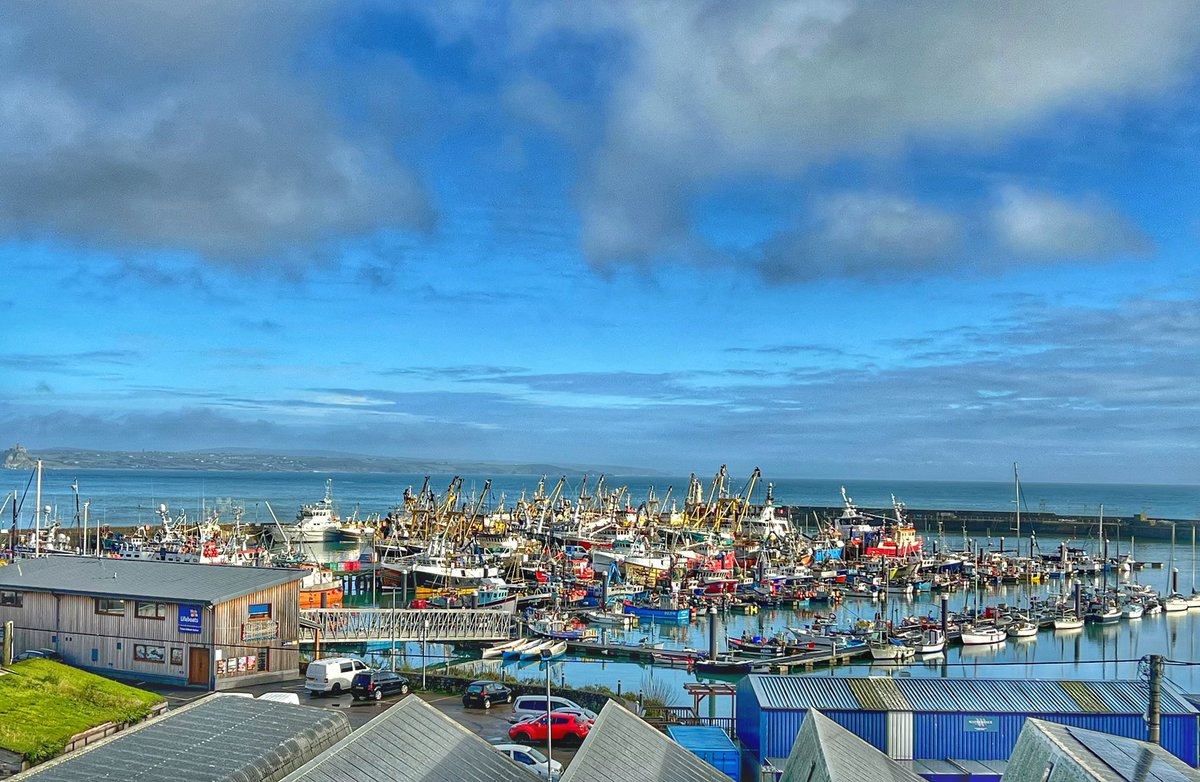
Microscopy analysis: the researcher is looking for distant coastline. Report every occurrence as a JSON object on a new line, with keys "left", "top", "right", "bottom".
{"left": 0, "top": 443, "right": 658, "bottom": 477}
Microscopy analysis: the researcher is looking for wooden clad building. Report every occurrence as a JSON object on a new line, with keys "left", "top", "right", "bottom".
{"left": 0, "top": 556, "right": 306, "bottom": 690}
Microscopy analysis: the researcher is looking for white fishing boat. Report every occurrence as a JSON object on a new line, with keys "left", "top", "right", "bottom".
{"left": 277, "top": 479, "right": 342, "bottom": 542}
{"left": 1121, "top": 602, "right": 1144, "bottom": 619}
{"left": 960, "top": 625, "right": 1006, "bottom": 645}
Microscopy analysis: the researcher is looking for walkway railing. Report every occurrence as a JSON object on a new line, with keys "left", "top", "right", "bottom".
{"left": 299, "top": 608, "right": 516, "bottom": 643}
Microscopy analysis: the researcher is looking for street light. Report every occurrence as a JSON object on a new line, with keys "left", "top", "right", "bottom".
{"left": 422, "top": 617, "right": 431, "bottom": 689}
{"left": 540, "top": 646, "right": 553, "bottom": 779}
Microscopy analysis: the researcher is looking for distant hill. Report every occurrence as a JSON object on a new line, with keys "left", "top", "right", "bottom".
{"left": 0, "top": 444, "right": 660, "bottom": 476}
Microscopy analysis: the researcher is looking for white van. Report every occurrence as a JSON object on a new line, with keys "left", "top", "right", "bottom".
{"left": 510, "top": 695, "right": 598, "bottom": 724}
{"left": 304, "top": 657, "right": 368, "bottom": 695}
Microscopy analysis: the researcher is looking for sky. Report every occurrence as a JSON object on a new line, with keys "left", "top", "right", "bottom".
{"left": 2, "top": 1, "right": 1199, "bottom": 484}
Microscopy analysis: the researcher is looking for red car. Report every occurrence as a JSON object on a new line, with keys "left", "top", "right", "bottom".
{"left": 507, "top": 711, "right": 591, "bottom": 744}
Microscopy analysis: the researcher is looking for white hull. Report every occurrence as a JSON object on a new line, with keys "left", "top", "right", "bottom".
{"left": 869, "top": 642, "right": 914, "bottom": 661}
{"left": 961, "top": 627, "right": 1006, "bottom": 645}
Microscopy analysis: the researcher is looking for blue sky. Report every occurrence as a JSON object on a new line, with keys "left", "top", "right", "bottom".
{"left": 3, "top": 1, "right": 1199, "bottom": 483}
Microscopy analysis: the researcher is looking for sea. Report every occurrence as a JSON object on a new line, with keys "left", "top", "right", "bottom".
{"left": 8, "top": 467, "right": 1200, "bottom": 706}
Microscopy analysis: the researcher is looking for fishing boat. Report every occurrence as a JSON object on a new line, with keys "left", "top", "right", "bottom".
{"left": 1121, "top": 601, "right": 1144, "bottom": 619}
{"left": 728, "top": 635, "right": 787, "bottom": 657}
{"left": 279, "top": 479, "right": 342, "bottom": 542}
{"left": 581, "top": 608, "right": 638, "bottom": 627}
{"left": 298, "top": 563, "right": 344, "bottom": 609}
{"left": 960, "top": 624, "right": 1006, "bottom": 645}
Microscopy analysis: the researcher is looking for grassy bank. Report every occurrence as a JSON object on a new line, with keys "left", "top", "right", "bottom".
{"left": 0, "top": 660, "right": 163, "bottom": 763}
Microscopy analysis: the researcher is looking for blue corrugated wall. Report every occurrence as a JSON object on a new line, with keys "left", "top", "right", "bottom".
{"left": 824, "top": 711, "right": 888, "bottom": 752}
{"left": 913, "top": 712, "right": 1198, "bottom": 766}
{"left": 735, "top": 678, "right": 761, "bottom": 755}
{"left": 758, "top": 708, "right": 807, "bottom": 760}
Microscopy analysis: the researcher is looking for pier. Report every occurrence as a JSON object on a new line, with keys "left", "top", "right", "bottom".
{"left": 300, "top": 607, "right": 517, "bottom": 644}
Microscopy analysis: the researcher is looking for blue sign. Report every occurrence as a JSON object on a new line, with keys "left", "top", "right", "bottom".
{"left": 964, "top": 716, "right": 997, "bottom": 733}
{"left": 178, "top": 605, "right": 202, "bottom": 634}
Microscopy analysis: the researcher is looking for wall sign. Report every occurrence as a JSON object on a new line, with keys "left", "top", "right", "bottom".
{"left": 964, "top": 716, "right": 997, "bottom": 733}
{"left": 178, "top": 604, "right": 202, "bottom": 634}
{"left": 241, "top": 620, "right": 279, "bottom": 642}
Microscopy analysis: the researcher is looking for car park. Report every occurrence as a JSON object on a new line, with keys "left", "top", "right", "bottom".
{"left": 462, "top": 680, "right": 514, "bottom": 709}
{"left": 304, "top": 657, "right": 369, "bottom": 696}
{"left": 350, "top": 670, "right": 411, "bottom": 701}
{"left": 507, "top": 712, "right": 590, "bottom": 744}
{"left": 492, "top": 743, "right": 563, "bottom": 779}
{"left": 510, "top": 695, "right": 596, "bottom": 723}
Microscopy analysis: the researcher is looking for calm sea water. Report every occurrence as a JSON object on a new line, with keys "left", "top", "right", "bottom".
{"left": 10, "top": 468, "right": 1200, "bottom": 705}
{"left": 10, "top": 468, "right": 1200, "bottom": 526}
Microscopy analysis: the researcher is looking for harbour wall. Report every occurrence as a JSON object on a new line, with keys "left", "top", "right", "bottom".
{"left": 789, "top": 506, "right": 1198, "bottom": 542}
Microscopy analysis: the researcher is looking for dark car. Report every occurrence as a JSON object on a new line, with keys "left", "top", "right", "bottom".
{"left": 14, "top": 648, "right": 64, "bottom": 662}
{"left": 350, "top": 669, "right": 411, "bottom": 701}
{"left": 462, "top": 680, "right": 513, "bottom": 709}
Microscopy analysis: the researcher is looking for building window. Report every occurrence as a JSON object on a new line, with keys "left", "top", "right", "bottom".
{"left": 95, "top": 598, "right": 126, "bottom": 616}
{"left": 135, "top": 601, "right": 167, "bottom": 620}
{"left": 0, "top": 590, "right": 22, "bottom": 607}
{"left": 248, "top": 602, "right": 272, "bottom": 620}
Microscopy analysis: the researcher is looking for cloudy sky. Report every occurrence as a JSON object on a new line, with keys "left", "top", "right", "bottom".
{"left": 3, "top": 1, "right": 1199, "bottom": 483}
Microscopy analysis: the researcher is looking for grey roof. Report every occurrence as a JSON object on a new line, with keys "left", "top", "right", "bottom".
{"left": 747, "top": 676, "right": 1197, "bottom": 716}
{"left": 561, "top": 701, "right": 733, "bottom": 782}
{"left": 281, "top": 694, "right": 537, "bottom": 782}
{"left": 16, "top": 695, "right": 350, "bottom": 782}
{"left": 0, "top": 556, "right": 306, "bottom": 605}
{"left": 1002, "top": 718, "right": 1200, "bottom": 782}
{"left": 782, "top": 710, "right": 924, "bottom": 782}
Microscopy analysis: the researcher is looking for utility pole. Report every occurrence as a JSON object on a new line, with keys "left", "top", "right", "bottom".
{"left": 1148, "top": 654, "right": 1163, "bottom": 745}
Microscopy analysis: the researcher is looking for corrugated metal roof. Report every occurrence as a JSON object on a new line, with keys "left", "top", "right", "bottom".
{"left": 748, "top": 676, "right": 1198, "bottom": 716}
{"left": 563, "top": 701, "right": 733, "bottom": 782}
{"left": 18, "top": 695, "right": 350, "bottom": 782}
{"left": 750, "top": 675, "right": 860, "bottom": 711}
{"left": 0, "top": 556, "right": 306, "bottom": 605}
{"left": 284, "top": 695, "right": 535, "bottom": 782}
{"left": 782, "top": 710, "right": 925, "bottom": 782}
{"left": 849, "top": 677, "right": 910, "bottom": 711}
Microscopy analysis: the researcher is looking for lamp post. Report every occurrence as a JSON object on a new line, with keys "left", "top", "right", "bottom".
{"left": 540, "top": 647, "right": 553, "bottom": 779}
{"left": 422, "top": 617, "right": 431, "bottom": 689}
{"left": 389, "top": 587, "right": 397, "bottom": 673}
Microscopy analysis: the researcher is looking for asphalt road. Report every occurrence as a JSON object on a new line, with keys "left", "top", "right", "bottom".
{"left": 124, "top": 675, "right": 581, "bottom": 768}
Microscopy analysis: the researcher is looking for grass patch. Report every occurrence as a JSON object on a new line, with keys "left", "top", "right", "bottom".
{"left": 0, "top": 660, "right": 163, "bottom": 763}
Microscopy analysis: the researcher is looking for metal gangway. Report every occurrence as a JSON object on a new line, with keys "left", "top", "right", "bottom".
{"left": 300, "top": 608, "right": 516, "bottom": 644}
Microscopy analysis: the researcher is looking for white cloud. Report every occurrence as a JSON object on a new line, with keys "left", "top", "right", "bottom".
{"left": 991, "top": 186, "right": 1152, "bottom": 260}
{"left": 528, "top": 1, "right": 1200, "bottom": 266}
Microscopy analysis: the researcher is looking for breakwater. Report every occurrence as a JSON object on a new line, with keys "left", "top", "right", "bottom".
{"left": 790, "top": 505, "right": 1197, "bottom": 542}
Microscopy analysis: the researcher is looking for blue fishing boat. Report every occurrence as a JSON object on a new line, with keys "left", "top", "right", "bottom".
{"left": 621, "top": 599, "right": 691, "bottom": 624}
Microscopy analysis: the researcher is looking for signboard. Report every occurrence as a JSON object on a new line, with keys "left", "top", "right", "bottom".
{"left": 964, "top": 716, "right": 997, "bottom": 733}
{"left": 241, "top": 620, "right": 279, "bottom": 642}
{"left": 178, "top": 604, "right": 203, "bottom": 634}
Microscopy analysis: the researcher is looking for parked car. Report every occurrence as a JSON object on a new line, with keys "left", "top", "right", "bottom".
{"left": 507, "top": 712, "right": 591, "bottom": 745}
{"left": 511, "top": 695, "right": 597, "bottom": 723}
{"left": 350, "top": 670, "right": 411, "bottom": 701}
{"left": 13, "top": 648, "right": 63, "bottom": 662}
{"left": 492, "top": 743, "right": 563, "bottom": 779}
{"left": 462, "top": 680, "right": 514, "bottom": 709}
{"left": 304, "top": 657, "right": 369, "bottom": 696}
{"left": 513, "top": 707, "right": 594, "bottom": 726}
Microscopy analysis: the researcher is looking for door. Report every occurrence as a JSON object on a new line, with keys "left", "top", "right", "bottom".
{"left": 188, "top": 647, "right": 210, "bottom": 687}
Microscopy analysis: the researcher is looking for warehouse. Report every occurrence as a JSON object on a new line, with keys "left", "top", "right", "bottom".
{"left": 735, "top": 675, "right": 1199, "bottom": 774}
{"left": 0, "top": 556, "right": 305, "bottom": 689}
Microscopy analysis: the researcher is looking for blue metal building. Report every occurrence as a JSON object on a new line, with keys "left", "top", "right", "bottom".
{"left": 735, "top": 675, "right": 1199, "bottom": 771}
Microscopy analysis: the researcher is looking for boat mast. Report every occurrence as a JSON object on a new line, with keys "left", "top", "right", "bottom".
{"left": 34, "top": 458, "right": 42, "bottom": 556}
{"left": 1013, "top": 462, "right": 1020, "bottom": 559}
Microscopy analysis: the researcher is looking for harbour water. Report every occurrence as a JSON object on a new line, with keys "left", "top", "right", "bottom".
{"left": 10, "top": 467, "right": 1200, "bottom": 708}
